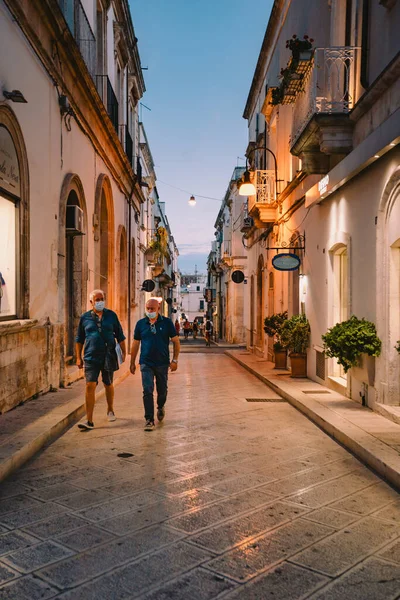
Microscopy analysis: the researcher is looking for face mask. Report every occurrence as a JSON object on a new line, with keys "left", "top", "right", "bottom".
{"left": 94, "top": 300, "right": 105, "bottom": 311}
{"left": 146, "top": 311, "right": 157, "bottom": 320}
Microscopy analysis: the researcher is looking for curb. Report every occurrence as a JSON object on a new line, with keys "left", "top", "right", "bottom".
{"left": 0, "top": 367, "right": 130, "bottom": 483}
{"left": 226, "top": 350, "right": 400, "bottom": 491}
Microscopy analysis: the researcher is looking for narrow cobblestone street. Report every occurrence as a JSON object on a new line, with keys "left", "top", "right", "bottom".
{"left": 1, "top": 354, "right": 400, "bottom": 599}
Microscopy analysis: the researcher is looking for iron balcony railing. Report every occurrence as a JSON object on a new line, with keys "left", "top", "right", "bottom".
{"left": 119, "top": 125, "right": 133, "bottom": 165}
{"left": 96, "top": 75, "right": 119, "bottom": 133}
{"left": 58, "top": 0, "right": 96, "bottom": 78}
{"left": 290, "top": 47, "right": 360, "bottom": 148}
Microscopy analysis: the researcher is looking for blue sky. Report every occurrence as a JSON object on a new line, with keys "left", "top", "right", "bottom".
{"left": 130, "top": 0, "right": 273, "bottom": 273}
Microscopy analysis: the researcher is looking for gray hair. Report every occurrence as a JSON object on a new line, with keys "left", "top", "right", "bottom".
{"left": 89, "top": 289, "right": 105, "bottom": 302}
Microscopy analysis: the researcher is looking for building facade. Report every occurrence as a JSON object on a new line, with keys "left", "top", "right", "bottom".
{"left": 0, "top": 0, "right": 178, "bottom": 413}
{"left": 212, "top": 0, "right": 400, "bottom": 411}
{"left": 207, "top": 167, "right": 247, "bottom": 343}
{"left": 180, "top": 273, "right": 207, "bottom": 325}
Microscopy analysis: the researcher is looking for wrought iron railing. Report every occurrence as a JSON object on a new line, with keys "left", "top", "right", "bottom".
{"left": 58, "top": 0, "right": 96, "bottom": 78}
{"left": 96, "top": 75, "right": 119, "bottom": 133}
{"left": 290, "top": 47, "right": 360, "bottom": 148}
{"left": 119, "top": 125, "right": 133, "bottom": 165}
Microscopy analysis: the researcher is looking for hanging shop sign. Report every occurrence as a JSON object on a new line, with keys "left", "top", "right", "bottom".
{"left": 231, "top": 270, "right": 245, "bottom": 284}
{"left": 272, "top": 253, "right": 301, "bottom": 271}
{"left": 0, "top": 126, "right": 20, "bottom": 197}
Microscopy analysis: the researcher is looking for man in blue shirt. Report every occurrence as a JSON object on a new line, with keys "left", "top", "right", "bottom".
{"left": 76, "top": 289, "right": 126, "bottom": 430}
{"left": 130, "top": 298, "right": 180, "bottom": 431}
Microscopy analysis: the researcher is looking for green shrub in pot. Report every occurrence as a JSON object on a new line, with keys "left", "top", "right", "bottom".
{"left": 322, "top": 315, "right": 381, "bottom": 374}
{"left": 280, "top": 314, "right": 310, "bottom": 355}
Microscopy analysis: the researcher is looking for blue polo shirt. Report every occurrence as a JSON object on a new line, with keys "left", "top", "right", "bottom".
{"left": 76, "top": 309, "right": 125, "bottom": 365}
{"left": 134, "top": 315, "right": 177, "bottom": 367}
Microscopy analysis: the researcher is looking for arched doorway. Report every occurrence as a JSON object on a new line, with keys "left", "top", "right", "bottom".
{"left": 256, "top": 255, "right": 264, "bottom": 351}
{"left": 267, "top": 271, "right": 275, "bottom": 360}
{"left": 288, "top": 233, "right": 303, "bottom": 316}
{"left": 58, "top": 174, "right": 88, "bottom": 365}
{"left": 250, "top": 274, "right": 255, "bottom": 347}
{"left": 94, "top": 174, "right": 115, "bottom": 308}
{"left": 376, "top": 167, "right": 400, "bottom": 405}
{"left": 117, "top": 225, "right": 128, "bottom": 324}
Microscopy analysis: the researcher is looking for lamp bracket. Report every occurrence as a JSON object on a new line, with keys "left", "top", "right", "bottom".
{"left": 266, "top": 233, "right": 306, "bottom": 253}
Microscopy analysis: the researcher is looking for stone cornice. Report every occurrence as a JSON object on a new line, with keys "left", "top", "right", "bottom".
{"left": 3, "top": 0, "right": 142, "bottom": 202}
{"left": 243, "top": 0, "right": 286, "bottom": 120}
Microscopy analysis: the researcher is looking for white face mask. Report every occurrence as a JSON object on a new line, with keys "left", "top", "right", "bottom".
{"left": 146, "top": 311, "right": 157, "bottom": 320}
{"left": 94, "top": 300, "right": 105, "bottom": 311}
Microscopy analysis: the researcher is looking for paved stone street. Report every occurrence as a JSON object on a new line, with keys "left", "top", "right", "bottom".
{"left": 1, "top": 354, "right": 400, "bottom": 599}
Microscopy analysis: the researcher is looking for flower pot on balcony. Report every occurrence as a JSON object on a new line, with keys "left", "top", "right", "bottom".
{"left": 299, "top": 50, "right": 313, "bottom": 61}
{"left": 152, "top": 266, "right": 164, "bottom": 277}
{"left": 274, "top": 349, "right": 288, "bottom": 370}
{"left": 289, "top": 353, "right": 307, "bottom": 378}
{"left": 351, "top": 353, "right": 375, "bottom": 386}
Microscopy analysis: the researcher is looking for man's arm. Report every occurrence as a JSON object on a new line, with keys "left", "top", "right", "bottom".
{"left": 130, "top": 339, "right": 140, "bottom": 374}
{"left": 119, "top": 340, "right": 127, "bottom": 362}
{"left": 76, "top": 342, "right": 84, "bottom": 368}
{"left": 170, "top": 336, "right": 180, "bottom": 371}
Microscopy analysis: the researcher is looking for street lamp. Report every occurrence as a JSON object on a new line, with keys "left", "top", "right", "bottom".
{"left": 189, "top": 195, "right": 196, "bottom": 206}
{"left": 238, "top": 146, "right": 279, "bottom": 198}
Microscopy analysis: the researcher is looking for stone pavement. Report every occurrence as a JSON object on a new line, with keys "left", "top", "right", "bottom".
{"left": 227, "top": 350, "right": 400, "bottom": 491}
{"left": 0, "top": 354, "right": 400, "bottom": 599}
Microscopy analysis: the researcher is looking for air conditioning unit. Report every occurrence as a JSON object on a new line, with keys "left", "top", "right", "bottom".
{"left": 66, "top": 205, "right": 85, "bottom": 235}
{"left": 241, "top": 216, "right": 254, "bottom": 232}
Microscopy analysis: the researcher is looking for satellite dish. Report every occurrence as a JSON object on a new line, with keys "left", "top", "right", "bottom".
{"left": 166, "top": 297, "right": 173, "bottom": 305}
{"left": 232, "top": 270, "right": 245, "bottom": 284}
{"left": 141, "top": 279, "right": 155, "bottom": 292}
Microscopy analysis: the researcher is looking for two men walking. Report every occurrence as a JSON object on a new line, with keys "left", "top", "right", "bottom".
{"left": 76, "top": 292, "right": 179, "bottom": 432}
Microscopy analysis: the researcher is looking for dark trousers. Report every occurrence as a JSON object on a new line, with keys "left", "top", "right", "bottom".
{"left": 140, "top": 364, "right": 169, "bottom": 421}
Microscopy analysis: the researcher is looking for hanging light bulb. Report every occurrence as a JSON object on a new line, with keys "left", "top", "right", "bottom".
{"left": 238, "top": 171, "right": 256, "bottom": 196}
{"left": 188, "top": 195, "right": 196, "bottom": 206}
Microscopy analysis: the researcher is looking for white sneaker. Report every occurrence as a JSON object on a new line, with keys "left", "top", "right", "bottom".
{"left": 107, "top": 411, "right": 116, "bottom": 422}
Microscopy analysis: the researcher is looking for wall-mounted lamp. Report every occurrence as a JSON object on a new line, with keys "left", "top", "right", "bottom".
{"left": 238, "top": 145, "right": 280, "bottom": 199}
{"left": 3, "top": 90, "right": 27, "bottom": 103}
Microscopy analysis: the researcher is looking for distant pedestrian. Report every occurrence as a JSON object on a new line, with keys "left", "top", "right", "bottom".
{"left": 205, "top": 318, "right": 213, "bottom": 346}
{"left": 183, "top": 319, "right": 190, "bottom": 340}
{"left": 76, "top": 289, "right": 126, "bottom": 430}
{"left": 130, "top": 298, "right": 180, "bottom": 431}
{"left": 175, "top": 319, "right": 181, "bottom": 336}
{"left": 192, "top": 320, "right": 199, "bottom": 339}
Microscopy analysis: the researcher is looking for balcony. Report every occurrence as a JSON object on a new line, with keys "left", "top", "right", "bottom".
{"left": 96, "top": 76, "right": 119, "bottom": 133}
{"left": 247, "top": 170, "right": 277, "bottom": 225}
{"left": 289, "top": 47, "right": 359, "bottom": 174}
{"left": 119, "top": 125, "right": 133, "bottom": 165}
{"left": 58, "top": 0, "right": 96, "bottom": 78}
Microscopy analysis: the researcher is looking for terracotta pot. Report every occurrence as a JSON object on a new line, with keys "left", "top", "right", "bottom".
{"left": 290, "top": 352, "right": 307, "bottom": 378}
{"left": 274, "top": 350, "right": 288, "bottom": 370}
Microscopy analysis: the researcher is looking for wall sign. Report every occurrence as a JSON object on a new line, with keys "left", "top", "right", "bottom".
{"left": 141, "top": 279, "right": 155, "bottom": 292}
{"left": 231, "top": 270, "right": 245, "bottom": 284}
{"left": 0, "top": 126, "right": 20, "bottom": 197}
{"left": 272, "top": 253, "right": 301, "bottom": 271}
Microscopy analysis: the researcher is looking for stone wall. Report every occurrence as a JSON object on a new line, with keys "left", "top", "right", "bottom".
{"left": 0, "top": 320, "right": 62, "bottom": 414}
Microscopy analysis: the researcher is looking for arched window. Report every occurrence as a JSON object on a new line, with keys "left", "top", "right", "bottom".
{"left": 0, "top": 110, "right": 29, "bottom": 321}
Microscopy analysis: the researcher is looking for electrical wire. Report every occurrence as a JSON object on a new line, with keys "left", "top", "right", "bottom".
{"left": 156, "top": 179, "right": 222, "bottom": 202}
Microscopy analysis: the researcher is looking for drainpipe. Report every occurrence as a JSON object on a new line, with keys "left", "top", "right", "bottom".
{"left": 361, "top": 0, "right": 370, "bottom": 89}
{"left": 127, "top": 195, "right": 132, "bottom": 346}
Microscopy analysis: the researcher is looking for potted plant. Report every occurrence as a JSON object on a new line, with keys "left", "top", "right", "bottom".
{"left": 264, "top": 311, "right": 288, "bottom": 369}
{"left": 146, "top": 226, "right": 169, "bottom": 266}
{"left": 281, "top": 314, "right": 310, "bottom": 377}
{"left": 322, "top": 316, "right": 382, "bottom": 385}
{"left": 286, "top": 34, "right": 314, "bottom": 61}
